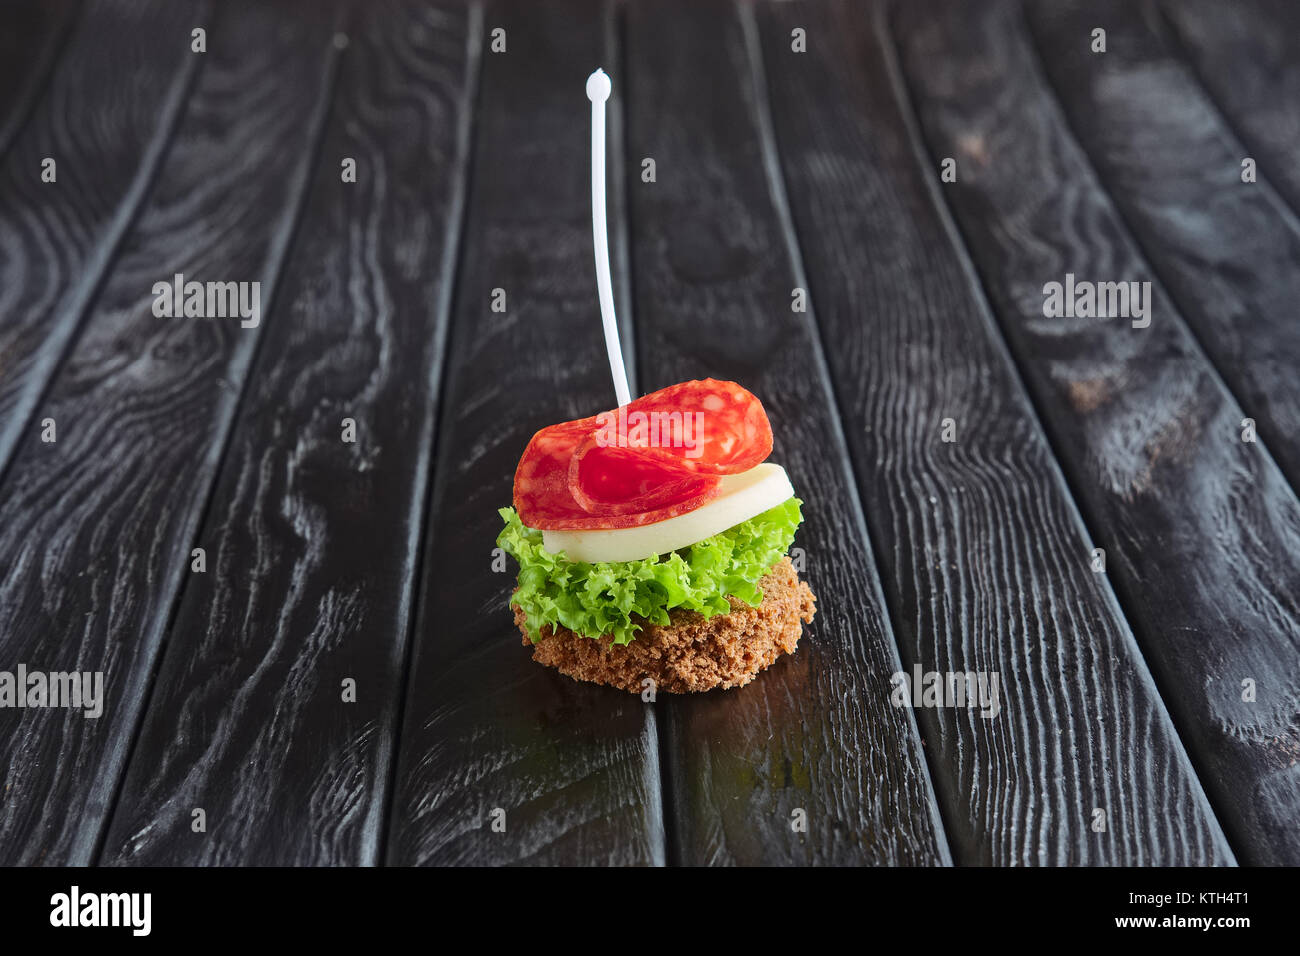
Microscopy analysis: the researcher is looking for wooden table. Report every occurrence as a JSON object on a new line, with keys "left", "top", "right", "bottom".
{"left": 1, "top": 0, "right": 1296, "bottom": 867}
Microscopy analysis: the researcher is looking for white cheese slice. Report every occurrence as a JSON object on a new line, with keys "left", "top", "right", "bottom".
{"left": 542, "top": 462, "right": 795, "bottom": 563}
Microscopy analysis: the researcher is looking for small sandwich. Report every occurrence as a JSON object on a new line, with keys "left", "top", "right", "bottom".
{"left": 497, "top": 378, "right": 815, "bottom": 693}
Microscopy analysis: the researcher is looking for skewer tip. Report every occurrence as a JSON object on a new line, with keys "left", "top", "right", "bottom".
{"left": 586, "top": 68, "right": 611, "bottom": 103}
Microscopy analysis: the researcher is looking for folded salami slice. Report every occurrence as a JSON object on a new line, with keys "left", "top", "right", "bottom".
{"left": 513, "top": 416, "right": 603, "bottom": 529}
{"left": 592, "top": 379, "right": 773, "bottom": 475}
{"left": 568, "top": 438, "right": 720, "bottom": 515}
{"left": 513, "top": 379, "right": 771, "bottom": 532}
{"left": 514, "top": 420, "right": 719, "bottom": 529}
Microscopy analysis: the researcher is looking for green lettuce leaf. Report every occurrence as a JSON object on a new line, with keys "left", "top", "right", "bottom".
{"left": 497, "top": 497, "right": 804, "bottom": 646}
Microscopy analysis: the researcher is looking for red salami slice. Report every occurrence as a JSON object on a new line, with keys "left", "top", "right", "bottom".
{"left": 568, "top": 437, "right": 720, "bottom": 515}
{"left": 512, "top": 416, "right": 601, "bottom": 528}
{"left": 578, "top": 483, "right": 719, "bottom": 529}
{"left": 513, "top": 379, "right": 771, "bottom": 532}
{"left": 514, "top": 420, "right": 719, "bottom": 529}
{"left": 590, "top": 379, "right": 772, "bottom": 475}
{"left": 536, "top": 477, "right": 719, "bottom": 530}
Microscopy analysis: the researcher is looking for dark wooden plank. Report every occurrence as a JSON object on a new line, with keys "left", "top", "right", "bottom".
{"left": 99, "top": 0, "right": 473, "bottom": 867}
{"left": 0, "top": 0, "right": 341, "bottom": 866}
{"left": 0, "top": 0, "right": 206, "bottom": 477}
{"left": 748, "top": 0, "right": 1230, "bottom": 865}
{"left": 1026, "top": 0, "right": 1300, "bottom": 505}
{"left": 1162, "top": 0, "right": 1300, "bottom": 218}
{"left": 386, "top": 0, "right": 666, "bottom": 867}
{"left": 892, "top": 0, "right": 1300, "bottom": 864}
{"left": 625, "top": 0, "right": 949, "bottom": 866}
{"left": 0, "top": 0, "right": 79, "bottom": 158}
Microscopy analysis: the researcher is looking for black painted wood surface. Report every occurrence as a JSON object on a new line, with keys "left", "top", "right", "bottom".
{"left": 1, "top": 0, "right": 1297, "bottom": 866}
{"left": 892, "top": 0, "right": 1300, "bottom": 865}
{"left": 0, "top": 0, "right": 78, "bottom": 159}
{"left": 627, "top": 0, "right": 949, "bottom": 866}
{"left": 386, "top": 0, "right": 668, "bottom": 867}
{"left": 755, "top": 0, "right": 1230, "bottom": 865}
{"left": 0, "top": 0, "right": 337, "bottom": 865}
{"left": 1162, "top": 0, "right": 1300, "bottom": 220}
{"left": 0, "top": 0, "right": 206, "bottom": 477}
{"left": 1027, "top": 0, "right": 1300, "bottom": 507}
{"left": 101, "top": 0, "right": 471, "bottom": 867}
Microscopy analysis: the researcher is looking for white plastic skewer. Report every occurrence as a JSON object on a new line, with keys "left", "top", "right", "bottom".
{"left": 586, "top": 68, "right": 631, "bottom": 408}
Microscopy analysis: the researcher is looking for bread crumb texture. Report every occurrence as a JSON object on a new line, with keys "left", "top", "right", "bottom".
{"left": 514, "top": 556, "right": 816, "bottom": 694}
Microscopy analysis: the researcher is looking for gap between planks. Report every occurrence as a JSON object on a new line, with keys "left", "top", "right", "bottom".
{"left": 88, "top": 3, "right": 351, "bottom": 865}
{"left": 1148, "top": 0, "right": 1300, "bottom": 509}
{"left": 735, "top": 0, "right": 956, "bottom": 864}
{"left": 885, "top": 0, "right": 1241, "bottom": 861}
{"left": 1013, "top": 0, "right": 1294, "bottom": 863}
{"left": 0, "top": 0, "right": 212, "bottom": 489}
{"left": 375, "top": 0, "right": 487, "bottom": 869}
{"left": 1016, "top": 0, "right": 1300, "bottom": 511}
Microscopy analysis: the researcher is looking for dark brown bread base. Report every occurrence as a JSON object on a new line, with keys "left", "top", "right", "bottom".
{"left": 514, "top": 556, "right": 816, "bottom": 693}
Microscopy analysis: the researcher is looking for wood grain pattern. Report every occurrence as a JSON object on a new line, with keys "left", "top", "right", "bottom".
{"left": 749, "top": 0, "right": 1229, "bottom": 865}
{"left": 98, "top": 0, "right": 476, "bottom": 866}
{"left": 1026, "top": 0, "right": 1300, "bottom": 507}
{"left": 892, "top": 0, "right": 1300, "bottom": 864}
{"left": 0, "top": 0, "right": 206, "bottom": 477}
{"left": 0, "top": 0, "right": 79, "bottom": 159}
{"left": 385, "top": 0, "right": 667, "bottom": 867}
{"left": 626, "top": 0, "right": 949, "bottom": 866}
{"left": 0, "top": 0, "right": 341, "bottom": 866}
{"left": 1162, "top": 0, "right": 1300, "bottom": 218}
{"left": 0, "top": 0, "right": 1293, "bottom": 867}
